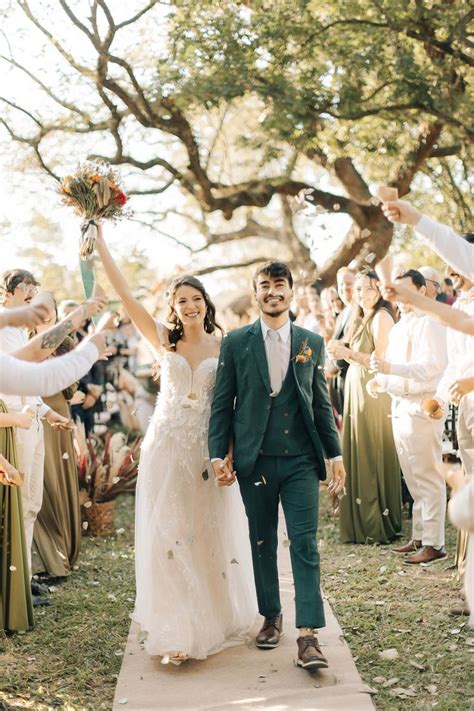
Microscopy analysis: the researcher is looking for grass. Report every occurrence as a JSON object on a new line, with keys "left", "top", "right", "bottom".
{"left": 319, "top": 493, "right": 473, "bottom": 711}
{"left": 1, "top": 492, "right": 473, "bottom": 710}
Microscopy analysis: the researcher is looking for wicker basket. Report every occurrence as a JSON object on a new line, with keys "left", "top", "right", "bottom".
{"left": 84, "top": 500, "right": 116, "bottom": 536}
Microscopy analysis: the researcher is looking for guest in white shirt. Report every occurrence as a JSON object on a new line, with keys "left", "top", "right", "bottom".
{"left": 427, "top": 257, "right": 474, "bottom": 476}
{"left": 368, "top": 269, "right": 448, "bottom": 566}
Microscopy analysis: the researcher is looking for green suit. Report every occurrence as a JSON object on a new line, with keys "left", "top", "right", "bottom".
{"left": 208, "top": 319, "right": 341, "bottom": 628}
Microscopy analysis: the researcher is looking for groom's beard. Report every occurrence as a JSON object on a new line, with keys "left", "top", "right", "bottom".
{"left": 261, "top": 296, "right": 290, "bottom": 318}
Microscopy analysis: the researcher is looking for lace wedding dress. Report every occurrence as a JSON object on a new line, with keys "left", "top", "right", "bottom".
{"left": 132, "top": 342, "right": 257, "bottom": 659}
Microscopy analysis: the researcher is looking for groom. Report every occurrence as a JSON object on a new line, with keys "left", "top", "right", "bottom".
{"left": 209, "top": 261, "right": 346, "bottom": 670}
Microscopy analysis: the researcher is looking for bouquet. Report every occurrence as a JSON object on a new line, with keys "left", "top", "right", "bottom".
{"left": 58, "top": 160, "right": 130, "bottom": 261}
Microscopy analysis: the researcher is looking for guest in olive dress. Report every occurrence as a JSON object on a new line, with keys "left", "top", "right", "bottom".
{"left": 328, "top": 271, "right": 402, "bottom": 544}
{"left": 0, "top": 400, "right": 34, "bottom": 632}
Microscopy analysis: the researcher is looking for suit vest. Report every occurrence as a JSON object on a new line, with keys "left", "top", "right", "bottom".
{"left": 259, "top": 363, "right": 315, "bottom": 457}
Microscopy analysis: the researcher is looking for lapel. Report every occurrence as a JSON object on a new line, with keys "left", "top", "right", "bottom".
{"left": 290, "top": 322, "right": 300, "bottom": 380}
{"left": 249, "top": 319, "right": 271, "bottom": 393}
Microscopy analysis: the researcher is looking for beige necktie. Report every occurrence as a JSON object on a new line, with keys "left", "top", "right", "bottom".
{"left": 267, "top": 329, "right": 283, "bottom": 396}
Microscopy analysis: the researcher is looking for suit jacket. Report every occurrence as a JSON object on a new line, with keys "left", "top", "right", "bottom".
{"left": 208, "top": 319, "right": 341, "bottom": 479}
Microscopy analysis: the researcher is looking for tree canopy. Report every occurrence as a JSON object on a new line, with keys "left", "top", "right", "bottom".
{"left": 1, "top": 0, "right": 472, "bottom": 283}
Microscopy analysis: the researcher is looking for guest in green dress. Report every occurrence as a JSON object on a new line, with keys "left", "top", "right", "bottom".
{"left": 28, "top": 300, "right": 81, "bottom": 579}
{"left": 328, "top": 271, "right": 402, "bottom": 544}
{"left": 0, "top": 400, "right": 34, "bottom": 632}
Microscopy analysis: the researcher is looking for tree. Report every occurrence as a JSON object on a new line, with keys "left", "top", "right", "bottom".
{"left": 0, "top": 0, "right": 471, "bottom": 285}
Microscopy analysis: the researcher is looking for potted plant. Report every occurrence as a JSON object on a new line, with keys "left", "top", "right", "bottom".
{"left": 75, "top": 422, "right": 141, "bottom": 536}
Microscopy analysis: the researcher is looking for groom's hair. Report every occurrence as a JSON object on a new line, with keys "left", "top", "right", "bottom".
{"left": 252, "top": 261, "right": 293, "bottom": 292}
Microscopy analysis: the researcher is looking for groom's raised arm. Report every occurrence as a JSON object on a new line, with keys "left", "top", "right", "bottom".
{"left": 312, "top": 340, "right": 342, "bottom": 459}
{"left": 208, "top": 334, "right": 237, "bottom": 461}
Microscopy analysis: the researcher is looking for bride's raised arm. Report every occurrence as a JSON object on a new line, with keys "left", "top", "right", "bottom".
{"left": 96, "top": 224, "right": 161, "bottom": 351}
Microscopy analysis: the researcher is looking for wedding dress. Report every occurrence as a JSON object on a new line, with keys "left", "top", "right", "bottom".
{"left": 132, "top": 341, "right": 257, "bottom": 659}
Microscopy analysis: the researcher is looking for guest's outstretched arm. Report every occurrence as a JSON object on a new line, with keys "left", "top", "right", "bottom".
{"left": 96, "top": 224, "right": 161, "bottom": 350}
{"left": 8, "top": 299, "right": 105, "bottom": 362}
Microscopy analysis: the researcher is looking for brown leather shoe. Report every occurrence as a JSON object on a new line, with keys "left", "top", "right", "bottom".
{"left": 255, "top": 613, "right": 283, "bottom": 649}
{"left": 296, "top": 635, "right": 328, "bottom": 670}
{"left": 403, "top": 545, "right": 447, "bottom": 566}
{"left": 392, "top": 539, "right": 422, "bottom": 554}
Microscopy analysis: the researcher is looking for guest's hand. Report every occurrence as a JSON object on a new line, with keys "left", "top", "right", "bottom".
{"left": 381, "top": 199, "right": 421, "bottom": 227}
{"left": 4, "top": 304, "right": 50, "bottom": 330}
{"left": 369, "top": 352, "right": 389, "bottom": 374}
{"left": 366, "top": 378, "right": 380, "bottom": 399}
{"left": 0, "top": 454, "right": 23, "bottom": 486}
{"left": 328, "top": 460, "right": 346, "bottom": 497}
{"left": 69, "top": 390, "right": 86, "bottom": 406}
{"left": 448, "top": 376, "right": 474, "bottom": 405}
{"left": 14, "top": 410, "right": 35, "bottom": 430}
{"left": 84, "top": 296, "right": 107, "bottom": 320}
{"left": 327, "top": 340, "right": 349, "bottom": 360}
{"left": 444, "top": 467, "right": 467, "bottom": 493}
{"left": 421, "top": 398, "right": 445, "bottom": 420}
{"left": 85, "top": 332, "right": 112, "bottom": 360}
{"left": 46, "top": 410, "right": 72, "bottom": 429}
{"left": 381, "top": 281, "right": 414, "bottom": 305}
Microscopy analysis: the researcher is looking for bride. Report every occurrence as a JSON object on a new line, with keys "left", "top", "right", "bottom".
{"left": 96, "top": 226, "right": 256, "bottom": 662}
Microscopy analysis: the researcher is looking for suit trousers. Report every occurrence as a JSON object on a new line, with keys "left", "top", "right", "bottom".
{"left": 391, "top": 396, "right": 446, "bottom": 547}
{"left": 238, "top": 453, "right": 324, "bottom": 629}
{"left": 15, "top": 418, "right": 45, "bottom": 575}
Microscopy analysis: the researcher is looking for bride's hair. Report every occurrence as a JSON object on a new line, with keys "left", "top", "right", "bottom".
{"left": 166, "top": 275, "right": 223, "bottom": 346}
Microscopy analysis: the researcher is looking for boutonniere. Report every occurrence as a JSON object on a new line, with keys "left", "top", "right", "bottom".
{"left": 293, "top": 338, "right": 313, "bottom": 364}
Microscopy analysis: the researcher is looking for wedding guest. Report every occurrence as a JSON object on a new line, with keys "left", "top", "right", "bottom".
{"left": 0, "top": 272, "right": 72, "bottom": 583}
{"left": 31, "top": 295, "right": 81, "bottom": 579}
{"left": 0, "top": 401, "right": 34, "bottom": 631}
{"left": 327, "top": 268, "right": 356, "bottom": 419}
{"left": 303, "top": 282, "right": 322, "bottom": 334}
{"left": 327, "top": 271, "right": 401, "bottom": 544}
{"left": 368, "top": 270, "right": 448, "bottom": 565}
{"left": 441, "top": 278, "right": 456, "bottom": 305}
{"left": 418, "top": 266, "right": 442, "bottom": 300}
{"left": 427, "top": 258, "right": 474, "bottom": 475}
{"left": 382, "top": 199, "right": 474, "bottom": 281}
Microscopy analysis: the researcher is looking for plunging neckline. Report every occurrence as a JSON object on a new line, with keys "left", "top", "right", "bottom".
{"left": 170, "top": 351, "right": 218, "bottom": 374}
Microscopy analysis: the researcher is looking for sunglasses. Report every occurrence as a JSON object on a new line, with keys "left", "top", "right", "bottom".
{"left": 16, "top": 282, "right": 39, "bottom": 294}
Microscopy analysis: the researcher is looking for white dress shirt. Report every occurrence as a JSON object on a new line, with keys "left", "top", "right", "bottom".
{"left": 416, "top": 216, "right": 474, "bottom": 281}
{"left": 377, "top": 311, "right": 447, "bottom": 396}
{"left": 303, "top": 313, "right": 321, "bottom": 335}
{"left": 0, "top": 312, "right": 51, "bottom": 416}
{"left": 435, "top": 288, "right": 474, "bottom": 403}
{"left": 260, "top": 317, "right": 292, "bottom": 382}
{"left": 0, "top": 341, "right": 99, "bottom": 397}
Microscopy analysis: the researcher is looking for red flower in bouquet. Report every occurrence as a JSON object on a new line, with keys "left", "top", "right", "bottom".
{"left": 116, "top": 191, "right": 127, "bottom": 205}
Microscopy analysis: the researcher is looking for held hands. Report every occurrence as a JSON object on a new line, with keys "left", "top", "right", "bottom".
{"left": 212, "top": 455, "right": 236, "bottom": 487}
{"left": 380, "top": 281, "right": 414, "bottom": 306}
{"left": 421, "top": 398, "right": 445, "bottom": 420}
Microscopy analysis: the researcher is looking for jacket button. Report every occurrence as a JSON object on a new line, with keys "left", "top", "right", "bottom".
{"left": 284, "top": 412, "right": 288, "bottom": 416}
{"left": 259, "top": 449, "right": 264, "bottom": 454}
{"left": 284, "top": 429, "right": 289, "bottom": 434}
{"left": 284, "top": 449, "right": 289, "bottom": 454}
